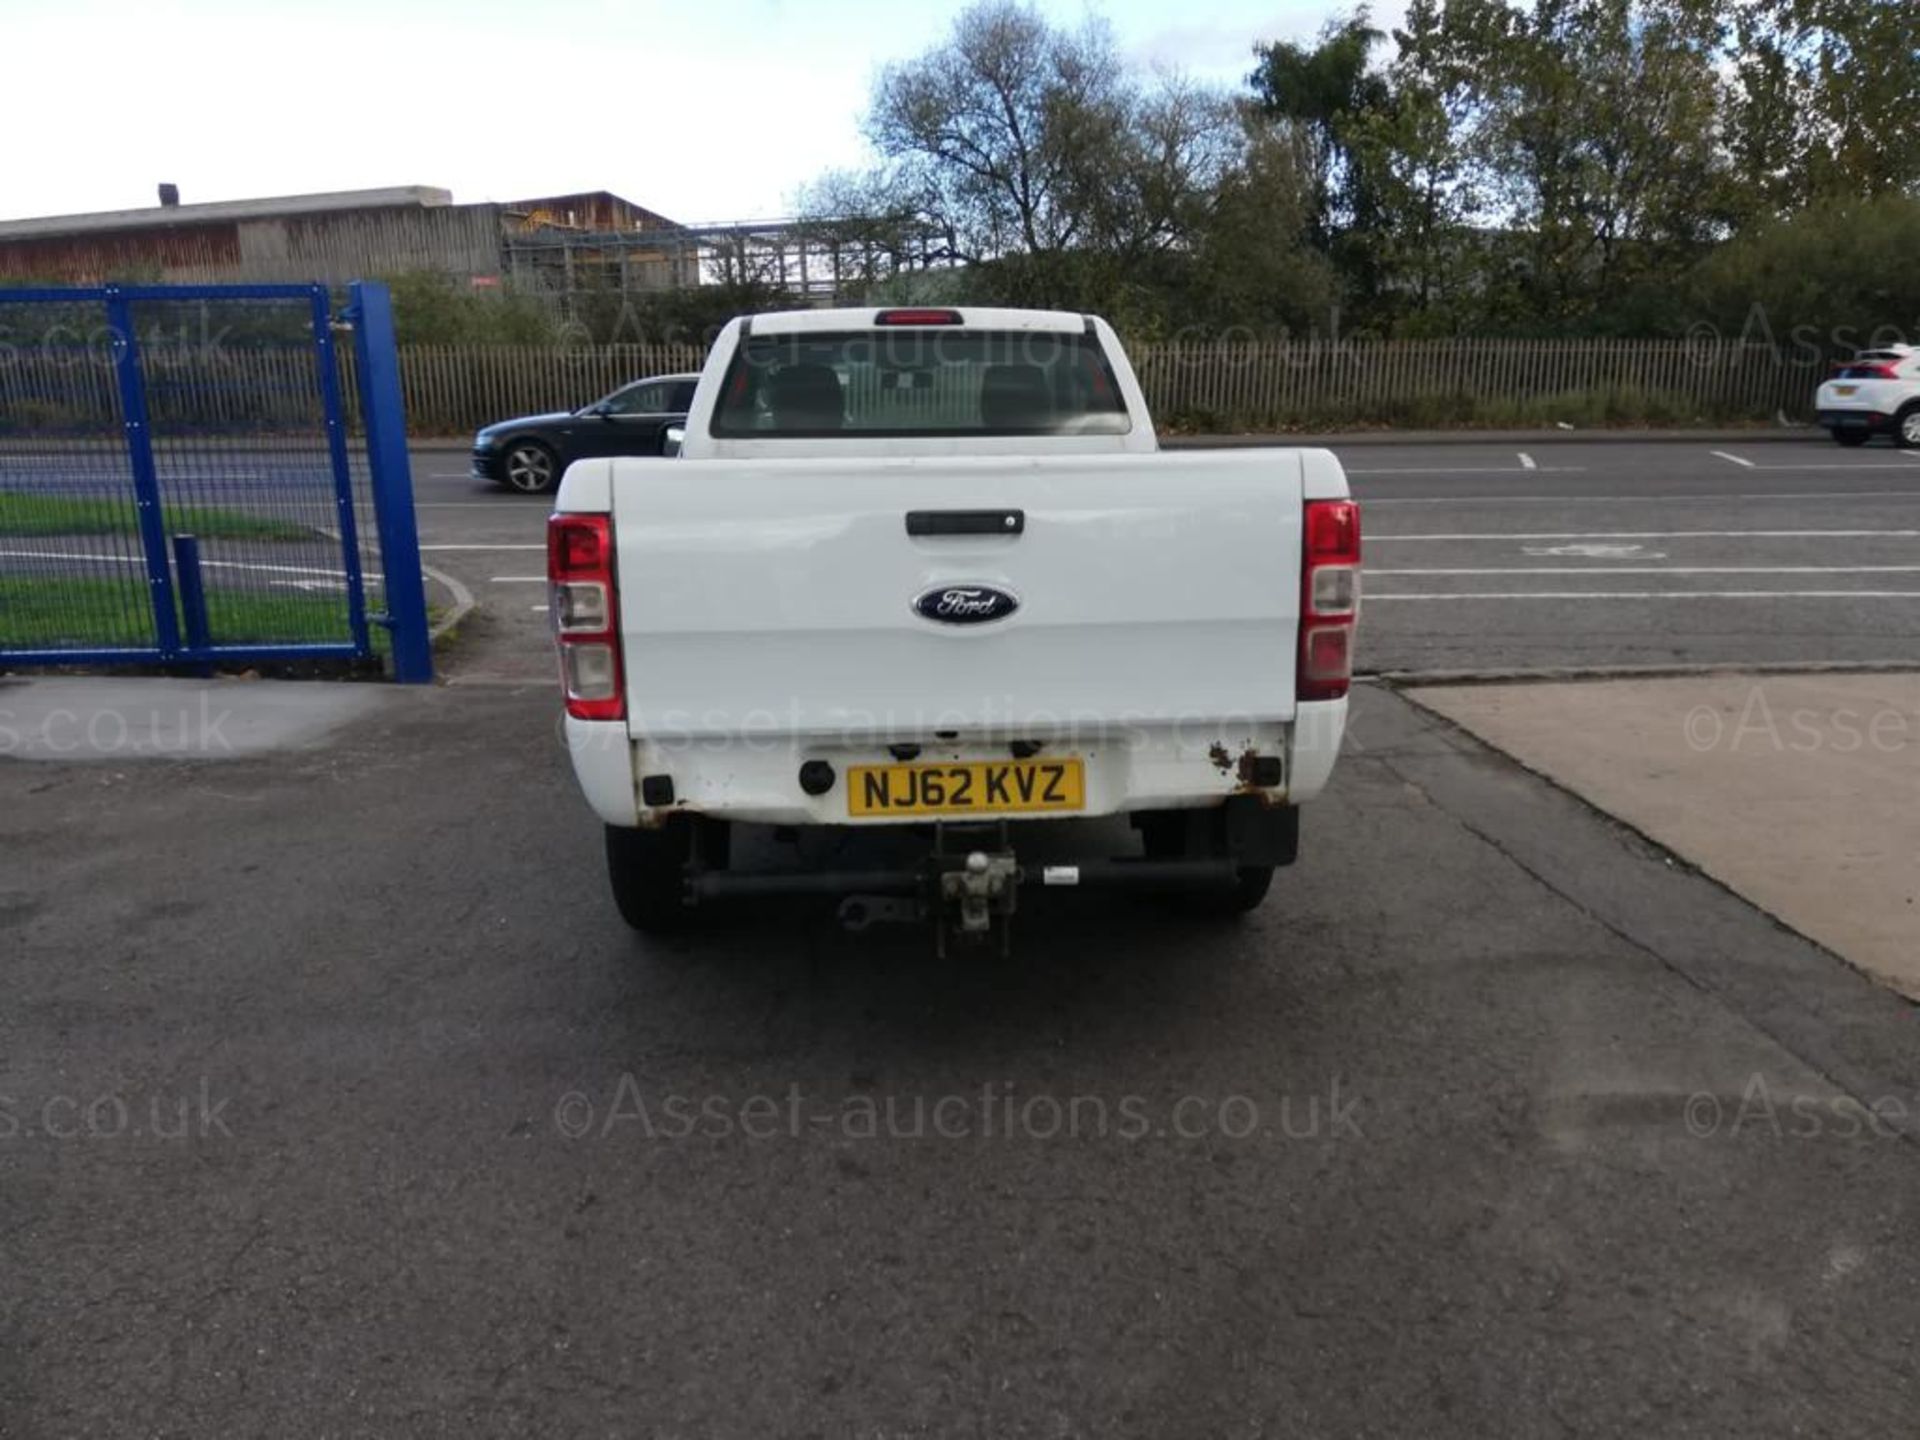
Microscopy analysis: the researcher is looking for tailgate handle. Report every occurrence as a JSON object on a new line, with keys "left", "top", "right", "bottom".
{"left": 906, "top": 509, "right": 1025, "bottom": 537}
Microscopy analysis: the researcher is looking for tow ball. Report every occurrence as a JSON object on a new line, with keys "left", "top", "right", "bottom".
{"left": 941, "top": 850, "right": 1020, "bottom": 941}
{"left": 930, "top": 819, "right": 1019, "bottom": 955}
{"left": 834, "top": 821, "right": 1022, "bottom": 953}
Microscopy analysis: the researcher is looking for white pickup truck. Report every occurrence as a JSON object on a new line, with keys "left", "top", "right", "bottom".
{"left": 548, "top": 307, "right": 1359, "bottom": 945}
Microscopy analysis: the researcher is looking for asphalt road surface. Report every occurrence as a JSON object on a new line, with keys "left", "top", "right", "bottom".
{"left": 7, "top": 434, "right": 1919, "bottom": 1434}
{"left": 405, "top": 436, "right": 1920, "bottom": 681}
{"left": 5, "top": 681, "right": 1916, "bottom": 1435}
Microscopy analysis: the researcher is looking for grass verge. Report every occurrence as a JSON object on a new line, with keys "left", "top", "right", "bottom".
{"left": 0, "top": 576, "right": 366, "bottom": 651}
{"left": 0, "top": 492, "right": 311, "bottom": 541}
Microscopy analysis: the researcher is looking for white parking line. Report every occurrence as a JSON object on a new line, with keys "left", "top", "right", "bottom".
{"left": 1369, "top": 529, "right": 1920, "bottom": 541}
{"left": 0, "top": 547, "right": 347, "bottom": 578}
{"left": 1366, "top": 490, "right": 1920, "bottom": 505}
{"left": 1372, "top": 566, "right": 1920, "bottom": 576}
{"left": 1367, "top": 590, "right": 1920, "bottom": 601}
{"left": 530, "top": 605, "right": 549, "bottom": 613}
{"left": 1344, "top": 465, "right": 1585, "bottom": 475}
{"left": 419, "top": 544, "right": 544, "bottom": 551}
{"left": 1744, "top": 462, "right": 1920, "bottom": 471}
{"left": 1711, "top": 451, "right": 1757, "bottom": 468}
{"left": 1517, "top": 452, "right": 1536, "bottom": 470}
{"left": 490, "top": 576, "right": 545, "bottom": 583}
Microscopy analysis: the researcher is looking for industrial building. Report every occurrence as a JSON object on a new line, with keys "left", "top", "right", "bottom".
{"left": 0, "top": 185, "right": 948, "bottom": 304}
{"left": 0, "top": 185, "right": 698, "bottom": 292}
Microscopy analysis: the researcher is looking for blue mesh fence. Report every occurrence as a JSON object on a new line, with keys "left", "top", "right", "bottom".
{"left": 0, "top": 285, "right": 386, "bottom": 668}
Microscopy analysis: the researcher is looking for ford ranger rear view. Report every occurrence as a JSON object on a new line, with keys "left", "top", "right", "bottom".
{"left": 548, "top": 307, "right": 1360, "bottom": 947}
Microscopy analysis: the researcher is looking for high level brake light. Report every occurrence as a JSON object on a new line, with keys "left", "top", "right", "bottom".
{"left": 1297, "top": 499, "right": 1361, "bottom": 702}
{"left": 547, "top": 513, "right": 625, "bottom": 721}
{"left": 874, "top": 308, "right": 963, "bottom": 326}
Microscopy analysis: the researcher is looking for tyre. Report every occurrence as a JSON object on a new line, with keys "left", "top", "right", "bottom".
{"left": 604, "top": 820, "right": 692, "bottom": 933}
{"left": 1833, "top": 428, "right": 1870, "bottom": 448}
{"left": 1139, "top": 811, "right": 1275, "bottom": 917}
{"left": 501, "top": 438, "right": 560, "bottom": 494}
{"left": 1896, "top": 406, "right": 1920, "bottom": 450}
{"left": 1192, "top": 865, "right": 1274, "bottom": 916}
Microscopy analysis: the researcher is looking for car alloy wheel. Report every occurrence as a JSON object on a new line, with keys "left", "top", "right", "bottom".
{"left": 1899, "top": 410, "right": 1920, "bottom": 449}
{"left": 504, "top": 442, "right": 558, "bottom": 493}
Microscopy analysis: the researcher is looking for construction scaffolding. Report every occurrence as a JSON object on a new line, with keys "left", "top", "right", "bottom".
{"left": 501, "top": 215, "right": 955, "bottom": 305}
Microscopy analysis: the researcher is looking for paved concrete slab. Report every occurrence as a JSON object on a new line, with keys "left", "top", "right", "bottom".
{"left": 1410, "top": 673, "right": 1920, "bottom": 999}
{"left": 0, "top": 676, "right": 399, "bottom": 761}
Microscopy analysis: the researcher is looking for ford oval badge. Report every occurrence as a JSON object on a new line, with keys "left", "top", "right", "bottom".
{"left": 913, "top": 584, "right": 1019, "bottom": 625}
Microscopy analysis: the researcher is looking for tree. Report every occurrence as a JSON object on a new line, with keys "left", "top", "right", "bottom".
{"left": 809, "top": 0, "right": 1327, "bottom": 333}
{"left": 864, "top": 2, "right": 1125, "bottom": 262}
{"left": 1249, "top": 10, "right": 1390, "bottom": 257}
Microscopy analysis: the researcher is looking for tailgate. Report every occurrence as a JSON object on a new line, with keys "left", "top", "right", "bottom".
{"left": 611, "top": 450, "right": 1325, "bottom": 739}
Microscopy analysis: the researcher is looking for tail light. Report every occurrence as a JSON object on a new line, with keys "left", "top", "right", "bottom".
{"left": 547, "top": 513, "right": 624, "bottom": 721}
{"left": 1298, "top": 499, "right": 1361, "bottom": 702}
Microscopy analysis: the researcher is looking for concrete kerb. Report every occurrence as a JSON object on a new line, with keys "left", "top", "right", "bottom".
{"left": 1371, "top": 660, "right": 1920, "bottom": 689}
{"left": 424, "top": 564, "right": 478, "bottom": 647}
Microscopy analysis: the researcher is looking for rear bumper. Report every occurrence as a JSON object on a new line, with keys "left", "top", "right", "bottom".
{"left": 566, "top": 703, "right": 1349, "bottom": 828}
{"left": 1818, "top": 409, "right": 1893, "bottom": 434}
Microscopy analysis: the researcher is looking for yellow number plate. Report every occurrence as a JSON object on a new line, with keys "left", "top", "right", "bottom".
{"left": 1834, "top": 385, "right": 1858, "bottom": 397}
{"left": 847, "top": 759, "right": 1085, "bottom": 818}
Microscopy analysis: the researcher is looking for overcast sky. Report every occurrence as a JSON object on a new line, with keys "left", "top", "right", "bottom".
{"left": 4, "top": 0, "right": 1403, "bottom": 224}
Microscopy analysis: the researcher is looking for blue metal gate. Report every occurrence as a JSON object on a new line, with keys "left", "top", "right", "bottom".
{"left": 0, "top": 280, "right": 431, "bottom": 680}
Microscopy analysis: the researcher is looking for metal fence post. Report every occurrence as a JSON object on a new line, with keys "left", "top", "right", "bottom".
{"left": 103, "top": 288, "right": 182, "bottom": 657}
{"left": 347, "top": 280, "right": 433, "bottom": 683}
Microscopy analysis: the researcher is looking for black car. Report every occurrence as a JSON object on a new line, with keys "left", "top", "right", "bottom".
{"left": 470, "top": 373, "right": 698, "bottom": 494}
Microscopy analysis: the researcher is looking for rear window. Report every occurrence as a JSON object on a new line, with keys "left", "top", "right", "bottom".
{"left": 709, "top": 329, "right": 1131, "bottom": 438}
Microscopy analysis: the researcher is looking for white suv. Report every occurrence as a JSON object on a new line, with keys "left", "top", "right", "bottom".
{"left": 1816, "top": 345, "right": 1920, "bottom": 447}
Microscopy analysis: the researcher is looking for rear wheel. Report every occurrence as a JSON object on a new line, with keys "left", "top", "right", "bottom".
{"left": 1139, "top": 811, "right": 1275, "bottom": 917}
{"left": 502, "top": 439, "right": 559, "bottom": 494}
{"left": 1896, "top": 407, "right": 1920, "bottom": 450}
{"left": 605, "top": 820, "right": 692, "bottom": 933}
{"left": 1834, "top": 428, "right": 1870, "bottom": 448}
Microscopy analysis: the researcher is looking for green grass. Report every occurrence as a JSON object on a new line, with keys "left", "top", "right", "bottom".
{"left": 0, "top": 491, "right": 311, "bottom": 541}
{"left": 0, "top": 576, "right": 364, "bottom": 652}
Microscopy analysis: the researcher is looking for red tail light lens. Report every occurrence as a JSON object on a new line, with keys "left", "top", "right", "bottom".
{"left": 1298, "top": 499, "right": 1361, "bottom": 702}
{"left": 547, "top": 513, "right": 624, "bottom": 721}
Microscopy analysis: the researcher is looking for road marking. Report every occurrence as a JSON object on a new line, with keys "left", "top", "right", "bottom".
{"left": 1367, "top": 590, "right": 1920, "bottom": 601}
{"left": 0, "top": 547, "right": 348, "bottom": 578}
{"left": 1369, "top": 529, "right": 1920, "bottom": 541}
{"left": 419, "top": 543, "right": 544, "bottom": 551}
{"left": 490, "top": 576, "right": 546, "bottom": 583}
{"left": 1344, "top": 465, "right": 1585, "bottom": 475}
{"left": 1517, "top": 452, "right": 1536, "bottom": 470}
{"left": 1372, "top": 566, "right": 1920, "bottom": 576}
{"left": 1365, "top": 490, "right": 1920, "bottom": 505}
{"left": 418, "top": 502, "right": 525, "bottom": 509}
{"left": 1742, "top": 462, "right": 1920, "bottom": 471}
{"left": 531, "top": 605, "right": 550, "bottom": 613}
{"left": 1711, "top": 450, "right": 1757, "bottom": 468}
{"left": 1521, "top": 543, "right": 1665, "bottom": 559}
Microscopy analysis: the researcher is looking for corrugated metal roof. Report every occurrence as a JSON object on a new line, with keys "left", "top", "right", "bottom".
{"left": 0, "top": 186, "right": 456, "bottom": 240}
